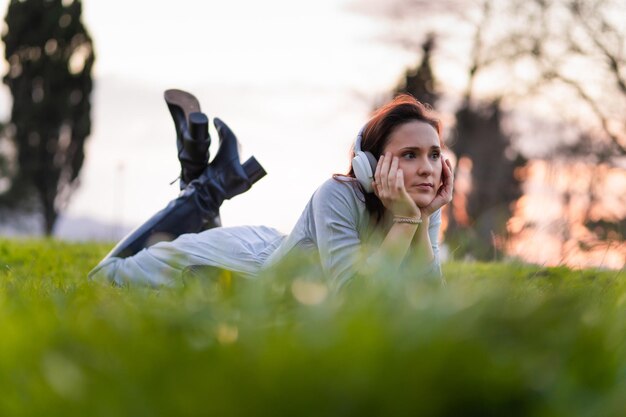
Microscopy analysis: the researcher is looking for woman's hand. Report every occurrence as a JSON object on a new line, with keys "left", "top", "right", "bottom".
{"left": 372, "top": 152, "right": 420, "bottom": 219}
{"left": 421, "top": 158, "right": 454, "bottom": 217}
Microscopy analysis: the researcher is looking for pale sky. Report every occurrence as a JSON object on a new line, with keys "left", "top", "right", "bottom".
{"left": 0, "top": 0, "right": 420, "bottom": 237}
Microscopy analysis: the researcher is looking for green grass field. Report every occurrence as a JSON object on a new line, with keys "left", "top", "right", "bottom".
{"left": 0, "top": 238, "right": 624, "bottom": 417}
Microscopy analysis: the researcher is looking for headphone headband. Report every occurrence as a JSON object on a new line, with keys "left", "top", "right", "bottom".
{"left": 352, "top": 124, "right": 377, "bottom": 193}
{"left": 354, "top": 126, "right": 365, "bottom": 151}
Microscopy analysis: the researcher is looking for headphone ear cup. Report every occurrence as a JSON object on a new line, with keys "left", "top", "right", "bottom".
{"left": 352, "top": 151, "right": 375, "bottom": 193}
{"left": 364, "top": 151, "right": 377, "bottom": 175}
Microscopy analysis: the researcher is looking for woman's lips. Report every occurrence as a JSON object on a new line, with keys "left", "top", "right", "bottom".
{"left": 413, "top": 183, "right": 434, "bottom": 191}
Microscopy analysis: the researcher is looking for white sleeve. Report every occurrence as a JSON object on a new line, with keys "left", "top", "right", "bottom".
{"left": 310, "top": 180, "right": 363, "bottom": 290}
{"left": 427, "top": 208, "right": 442, "bottom": 275}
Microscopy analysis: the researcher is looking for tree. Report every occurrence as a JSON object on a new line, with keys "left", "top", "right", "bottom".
{"left": 392, "top": 33, "right": 439, "bottom": 107}
{"left": 530, "top": 0, "right": 625, "bottom": 157}
{"left": 450, "top": 102, "right": 527, "bottom": 259}
{"left": 2, "top": 0, "right": 94, "bottom": 235}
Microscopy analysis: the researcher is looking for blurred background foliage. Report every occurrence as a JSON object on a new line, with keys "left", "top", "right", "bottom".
{"left": 1, "top": 0, "right": 93, "bottom": 235}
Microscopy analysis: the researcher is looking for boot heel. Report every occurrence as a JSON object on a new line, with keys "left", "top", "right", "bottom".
{"left": 242, "top": 157, "right": 267, "bottom": 184}
{"left": 189, "top": 112, "right": 208, "bottom": 141}
{"left": 180, "top": 112, "right": 210, "bottom": 182}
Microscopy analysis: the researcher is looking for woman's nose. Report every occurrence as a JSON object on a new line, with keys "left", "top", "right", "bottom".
{"left": 417, "top": 157, "right": 434, "bottom": 176}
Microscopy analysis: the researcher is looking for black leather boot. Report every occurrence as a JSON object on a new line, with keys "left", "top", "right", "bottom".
{"left": 102, "top": 118, "right": 266, "bottom": 260}
{"left": 164, "top": 89, "right": 210, "bottom": 189}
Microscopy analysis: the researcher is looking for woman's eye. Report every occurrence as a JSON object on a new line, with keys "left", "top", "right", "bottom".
{"left": 430, "top": 152, "right": 441, "bottom": 160}
{"left": 402, "top": 152, "right": 416, "bottom": 159}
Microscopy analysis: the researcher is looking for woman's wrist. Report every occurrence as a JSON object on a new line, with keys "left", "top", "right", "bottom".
{"left": 393, "top": 215, "right": 422, "bottom": 225}
{"left": 391, "top": 205, "right": 421, "bottom": 220}
{"left": 419, "top": 205, "right": 437, "bottom": 218}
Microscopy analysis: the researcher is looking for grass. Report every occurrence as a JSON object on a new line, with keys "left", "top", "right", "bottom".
{"left": 0, "top": 238, "right": 624, "bottom": 417}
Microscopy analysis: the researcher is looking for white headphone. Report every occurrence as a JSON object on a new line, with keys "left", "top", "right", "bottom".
{"left": 352, "top": 126, "right": 378, "bottom": 193}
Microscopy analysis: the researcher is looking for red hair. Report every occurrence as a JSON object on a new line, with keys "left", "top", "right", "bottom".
{"left": 356, "top": 94, "right": 442, "bottom": 161}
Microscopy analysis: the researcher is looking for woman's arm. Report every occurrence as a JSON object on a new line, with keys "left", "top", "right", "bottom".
{"left": 371, "top": 155, "right": 453, "bottom": 273}
{"left": 376, "top": 220, "right": 426, "bottom": 268}
{"left": 369, "top": 153, "right": 423, "bottom": 270}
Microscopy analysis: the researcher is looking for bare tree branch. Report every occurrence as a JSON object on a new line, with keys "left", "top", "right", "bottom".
{"left": 568, "top": 0, "right": 626, "bottom": 95}
{"left": 548, "top": 73, "right": 626, "bottom": 156}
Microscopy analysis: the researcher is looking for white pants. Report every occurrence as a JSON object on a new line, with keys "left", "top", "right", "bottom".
{"left": 88, "top": 225, "right": 286, "bottom": 286}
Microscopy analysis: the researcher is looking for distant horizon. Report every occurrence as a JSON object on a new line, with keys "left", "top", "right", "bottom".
{"left": 0, "top": 210, "right": 132, "bottom": 242}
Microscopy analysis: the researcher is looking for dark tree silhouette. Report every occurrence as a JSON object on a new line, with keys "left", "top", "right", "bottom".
{"left": 2, "top": 0, "right": 94, "bottom": 235}
{"left": 450, "top": 102, "right": 527, "bottom": 259}
{"left": 393, "top": 34, "right": 439, "bottom": 107}
{"left": 0, "top": 121, "right": 8, "bottom": 195}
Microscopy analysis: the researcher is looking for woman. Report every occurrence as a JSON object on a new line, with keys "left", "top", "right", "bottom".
{"left": 89, "top": 94, "right": 453, "bottom": 290}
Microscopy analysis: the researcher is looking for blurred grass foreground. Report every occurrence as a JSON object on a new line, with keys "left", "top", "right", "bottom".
{"left": 0, "top": 239, "right": 625, "bottom": 417}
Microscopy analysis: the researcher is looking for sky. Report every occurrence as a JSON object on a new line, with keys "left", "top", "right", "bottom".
{"left": 0, "top": 0, "right": 421, "bottom": 237}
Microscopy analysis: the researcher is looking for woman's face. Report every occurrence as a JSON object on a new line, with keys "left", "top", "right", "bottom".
{"left": 381, "top": 120, "right": 443, "bottom": 208}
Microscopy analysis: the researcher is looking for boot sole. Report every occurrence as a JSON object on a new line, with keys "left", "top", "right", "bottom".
{"left": 164, "top": 89, "right": 201, "bottom": 124}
